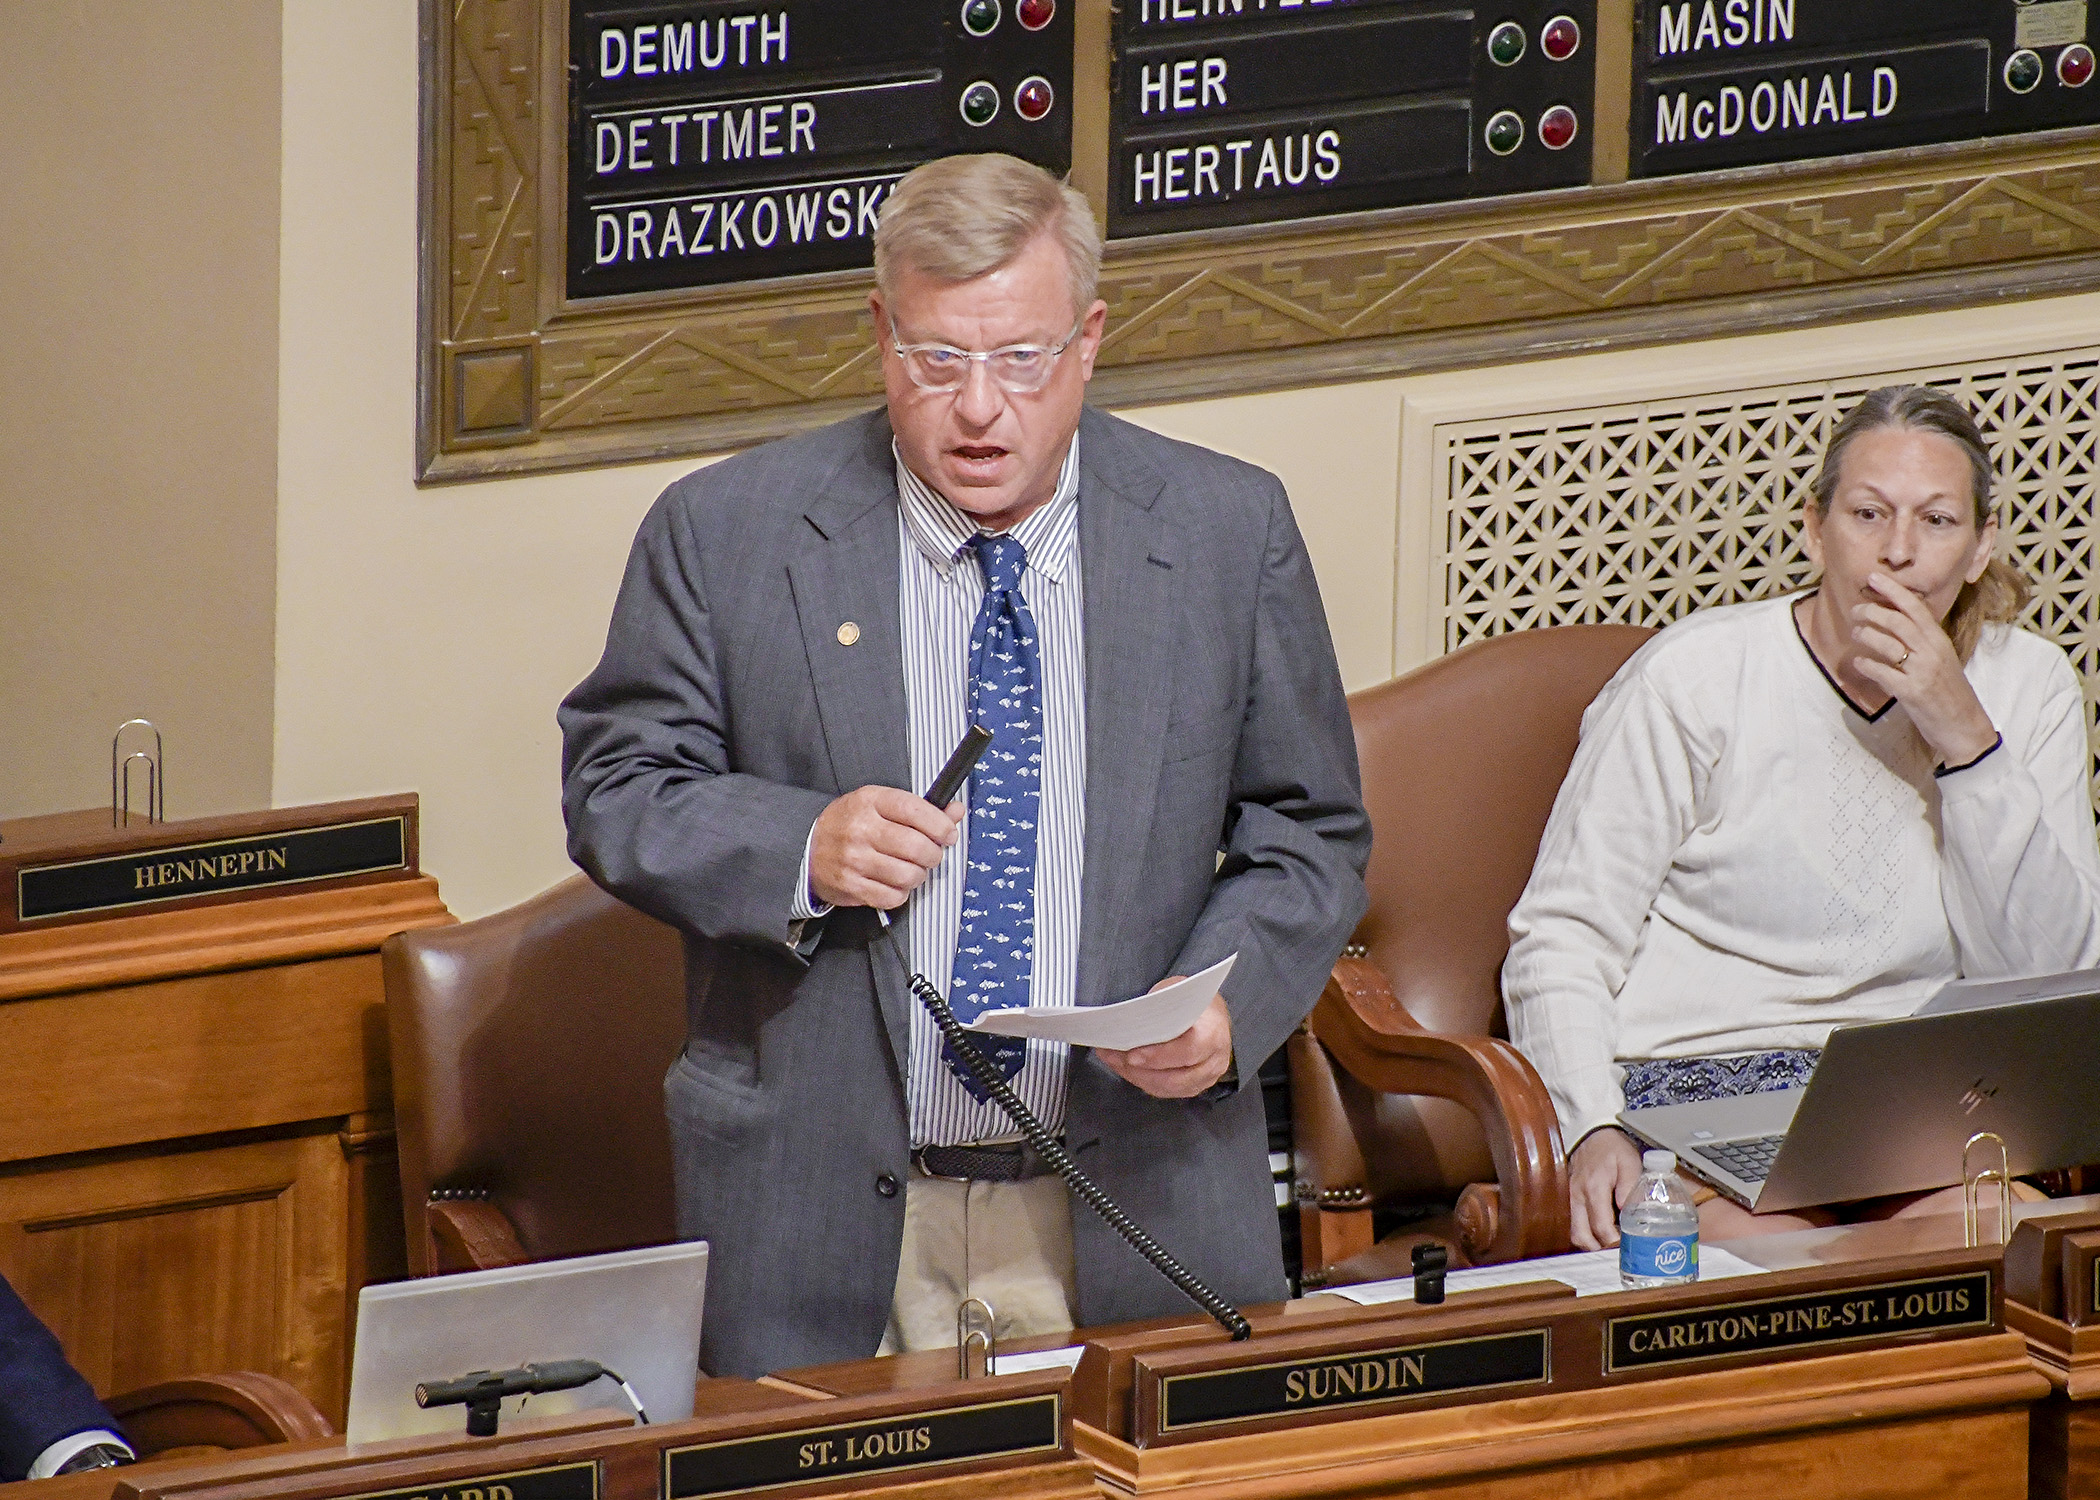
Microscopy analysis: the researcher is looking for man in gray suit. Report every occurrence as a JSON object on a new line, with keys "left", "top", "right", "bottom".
{"left": 561, "top": 154, "right": 1368, "bottom": 1379}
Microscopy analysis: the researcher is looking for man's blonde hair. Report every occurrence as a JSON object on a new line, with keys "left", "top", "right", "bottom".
{"left": 874, "top": 154, "right": 1101, "bottom": 320}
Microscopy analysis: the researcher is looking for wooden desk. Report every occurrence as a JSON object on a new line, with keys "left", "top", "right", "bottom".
{"left": 0, "top": 1376, "right": 1100, "bottom": 1500}
{"left": 777, "top": 1227, "right": 2054, "bottom": 1499}
{"left": 0, "top": 877, "right": 452, "bottom": 1423}
{"left": 2007, "top": 1301, "right": 2100, "bottom": 1500}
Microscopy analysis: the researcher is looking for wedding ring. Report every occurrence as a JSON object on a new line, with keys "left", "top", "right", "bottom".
{"left": 1896, "top": 649, "right": 1911, "bottom": 667}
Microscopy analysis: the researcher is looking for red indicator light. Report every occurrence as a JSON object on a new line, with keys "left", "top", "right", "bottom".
{"left": 1541, "top": 14, "right": 1581, "bottom": 60}
{"left": 1539, "top": 104, "right": 1579, "bottom": 150}
{"left": 1017, "top": 0, "right": 1055, "bottom": 30}
{"left": 2061, "top": 44, "right": 2095, "bottom": 87}
{"left": 1015, "top": 75, "right": 1055, "bottom": 120}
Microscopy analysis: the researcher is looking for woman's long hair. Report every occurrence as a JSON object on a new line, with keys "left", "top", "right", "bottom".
{"left": 1807, "top": 385, "right": 2032, "bottom": 663}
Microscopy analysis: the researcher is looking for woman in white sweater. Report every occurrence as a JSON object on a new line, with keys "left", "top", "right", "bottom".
{"left": 1504, "top": 385, "right": 2100, "bottom": 1249}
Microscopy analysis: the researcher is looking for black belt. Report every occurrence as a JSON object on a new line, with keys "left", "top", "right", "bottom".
{"left": 911, "top": 1141, "right": 1060, "bottom": 1182}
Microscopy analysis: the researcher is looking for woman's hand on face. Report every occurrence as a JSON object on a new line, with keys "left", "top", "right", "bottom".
{"left": 1850, "top": 571, "right": 2000, "bottom": 767}
{"left": 1568, "top": 1127, "right": 1645, "bottom": 1250}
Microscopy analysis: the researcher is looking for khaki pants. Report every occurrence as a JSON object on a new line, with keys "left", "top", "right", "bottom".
{"left": 879, "top": 1170, "right": 1078, "bottom": 1354}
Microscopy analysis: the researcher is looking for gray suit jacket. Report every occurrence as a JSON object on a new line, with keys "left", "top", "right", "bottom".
{"left": 560, "top": 406, "right": 1368, "bottom": 1377}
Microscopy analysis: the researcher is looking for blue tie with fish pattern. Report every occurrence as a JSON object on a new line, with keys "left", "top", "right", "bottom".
{"left": 944, "top": 533, "right": 1040, "bottom": 1096}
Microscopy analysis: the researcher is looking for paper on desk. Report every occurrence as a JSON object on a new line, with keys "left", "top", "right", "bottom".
{"left": 1326, "top": 1243, "right": 1770, "bottom": 1305}
{"left": 965, "top": 955, "right": 1236, "bottom": 1050}
{"left": 996, "top": 1346, "right": 1085, "bottom": 1375}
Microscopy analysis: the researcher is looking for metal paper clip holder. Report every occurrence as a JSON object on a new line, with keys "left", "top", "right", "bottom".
{"left": 111, "top": 719, "right": 164, "bottom": 827}
{"left": 1963, "top": 1131, "right": 2011, "bottom": 1248}
{"left": 958, "top": 1298, "right": 997, "bottom": 1379}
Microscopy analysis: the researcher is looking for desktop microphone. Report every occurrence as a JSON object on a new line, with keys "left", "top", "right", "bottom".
{"left": 416, "top": 1359, "right": 649, "bottom": 1436}
{"left": 893, "top": 726, "right": 1254, "bottom": 1342}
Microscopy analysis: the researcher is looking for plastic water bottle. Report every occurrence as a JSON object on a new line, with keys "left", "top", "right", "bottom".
{"left": 1619, "top": 1149, "right": 1700, "bottom": 1288}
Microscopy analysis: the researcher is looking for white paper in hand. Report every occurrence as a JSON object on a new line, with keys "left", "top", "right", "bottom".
{"left": 965, "top": 955, "right": 1236, "bottom": 1051}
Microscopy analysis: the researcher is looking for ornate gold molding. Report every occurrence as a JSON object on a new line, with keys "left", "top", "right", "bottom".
{"left": 418, "top": 0, "right": 2100, "bottom": 483}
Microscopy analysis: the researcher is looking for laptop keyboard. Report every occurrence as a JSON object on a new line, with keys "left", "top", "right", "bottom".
{"left": 1690, "top": 1134, "right": 1786, "bottom": 1183}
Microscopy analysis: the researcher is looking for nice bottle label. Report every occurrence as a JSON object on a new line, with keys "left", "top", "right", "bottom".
{"left": 1621, "top": 1232, "right": 1698, "bottom": 1280}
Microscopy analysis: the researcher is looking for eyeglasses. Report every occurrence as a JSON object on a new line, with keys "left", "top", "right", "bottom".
{"left": 887, "top": 314, "right": 1084, "bottom": 394}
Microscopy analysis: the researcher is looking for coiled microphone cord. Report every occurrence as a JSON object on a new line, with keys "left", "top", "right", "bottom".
{"left": 907, "top": 972, "right": 1253, "bottom": 1341}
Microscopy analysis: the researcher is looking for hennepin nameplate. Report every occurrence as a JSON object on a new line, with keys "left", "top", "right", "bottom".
{"left": 1155, "top": 1329, "right": 1552, "bottom": 1433}
{"left": 335, "top": 1460, "right": 597, "bottom": 1500}
{"left": 1605, "top": 1270, "right": 1994, "bottom": 1373}
{"left": 16, "top": 817, "right": 408, "bottom": 923}
{"left": 661, "top": 1393, "right": 1061, "bottom": 1498}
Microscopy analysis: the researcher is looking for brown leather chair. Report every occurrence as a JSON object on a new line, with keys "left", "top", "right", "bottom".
{"left": 1291, "top": 624, "right": 1655, "bottom": 1285}
{"left": 108, "top": 1372, "right": 333, "bottom": 1456}
{"left": 383, "top": 874, "right": 688, "bottom": 1274}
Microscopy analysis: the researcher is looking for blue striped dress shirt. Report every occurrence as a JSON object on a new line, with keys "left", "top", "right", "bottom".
{"left": 794, "top": 440, "right": 1086, "bottom": 1147}
{"left": 894, "top": 440, "right": 1085, "bottom": 1147}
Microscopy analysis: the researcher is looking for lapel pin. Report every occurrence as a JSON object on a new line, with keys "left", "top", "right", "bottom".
{"left": 837, "top": 621, "right": 861, "bottom": 646}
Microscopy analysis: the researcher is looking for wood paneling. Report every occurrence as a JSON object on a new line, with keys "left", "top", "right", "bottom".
{"left": 0, "top": 956, "right": 385, "bottom": 1164}
{"left": 0, "top": 1133, "right": 348, "bottom": 1415}
{"left": 0, "top": 878, "right": 453, "bottom": 1423}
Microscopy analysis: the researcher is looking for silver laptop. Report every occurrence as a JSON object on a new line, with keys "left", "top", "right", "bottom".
{"left": 1916, "top": 965, "right": 2100, "bottom": 1015}
{"left": 1620, "top": 988, "right": 2100, "bottom": 1213}
{"left": 346, "top": 1242, "right": 708, "bottom": 1443}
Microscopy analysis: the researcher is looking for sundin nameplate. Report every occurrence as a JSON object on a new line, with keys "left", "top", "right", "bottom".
{"left": 1605, "top": 1270, "right": 1993, "bottom": 1373}
{"left": 16, "top": 817, "right": 408, "bottom": 923}
{"left": 334, "top": 1460, "right": 597, "bottom": 1500}
{"left": 661, "top": 1393, "right": 1060, "bottom": 1498}
{"left": 1155, "top": 1329, "right": 1551, "bottom": 1434}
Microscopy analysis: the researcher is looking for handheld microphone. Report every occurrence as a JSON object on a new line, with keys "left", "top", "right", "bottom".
{"left": 875, "top": 725, "right": 994, "bottom": 934}
{"left": 924, "top": 723, "right": 993, "bottom": 809}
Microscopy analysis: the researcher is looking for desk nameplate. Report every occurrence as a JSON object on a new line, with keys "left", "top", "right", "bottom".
{"left": 662, "top": 1391, "right": 1063, "bottom": 1498}
{"left": 0, "top": 795, "right": 421, "bottom": 933}
{"left": 1150, "top": 1327, "right": 1552, "bottom": 1436}
{"left": 1068, "top": 1282, "right": 1577, "bottom": 1443}
{"left": 1605, "top": 1269, "right": 1995, "bottom": 1374}
{"left": 334, "top": 1460, "right": 598, "bottom": 1500}
{"left": 17, "top": 817, "right": 407, "bottom": 924}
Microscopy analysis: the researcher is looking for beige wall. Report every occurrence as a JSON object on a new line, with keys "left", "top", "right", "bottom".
{"left": 272, "top": 1, "right": 2100, "bottom": 921}
{"left": 274, "top": 1, "right": 691, "bottom": 921}
{"left": 0, "top": 0, "right": 281, "bottom": 821}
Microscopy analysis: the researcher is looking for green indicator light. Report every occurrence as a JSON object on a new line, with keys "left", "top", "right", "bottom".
{"left": 960, "top": 80, "right": 1001, "bottom": 126}
{"left": 1485, "top": 109, "right": 1524, "bottom": 155}
{"left": 1488, "top": 21, "right": 1526, "bottom": 66}
{"left": 962, "top": 0, "right": 1000, "bottom": 36}
{"left": 2005, "top": 49, "right": 2044, "bottom": 94}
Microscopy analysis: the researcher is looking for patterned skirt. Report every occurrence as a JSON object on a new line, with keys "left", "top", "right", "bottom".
{"left": 1621, "top": 1049, "right": 1821, "bottom": 1111}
